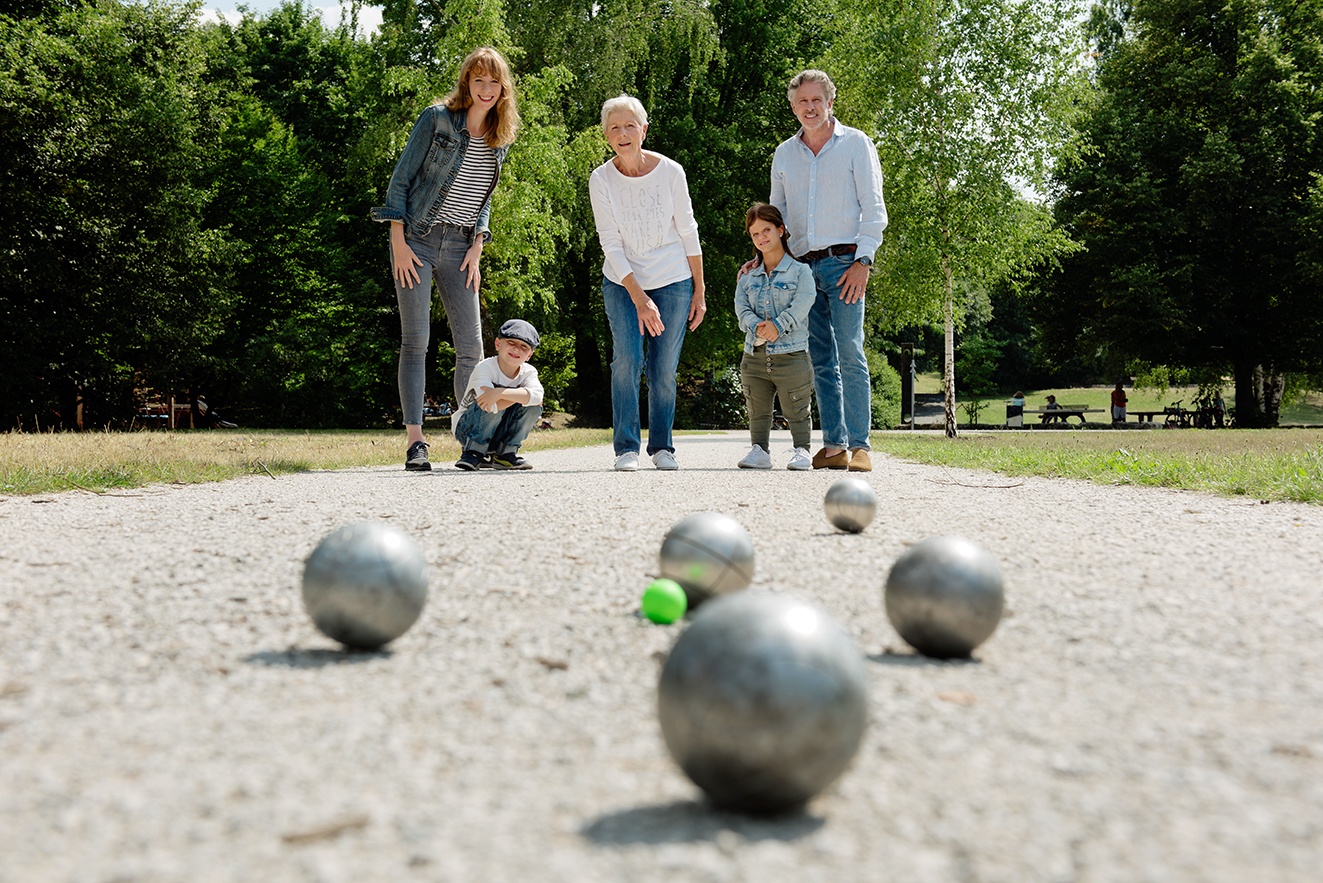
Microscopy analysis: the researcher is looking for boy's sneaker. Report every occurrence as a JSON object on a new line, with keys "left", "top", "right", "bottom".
{"left": 652, "top": 450, "right": 679, "bottom": 471}
{"left": 786, "top": 447, "right": 812, "bottom": 471}
{"left": 454, "top": 450, "right": 485, "bottom": 471}
{"left": 614, "top": 451, "right": 640, "bottom": 472}
{"left": 475, "top": 453, "right": 495, "bottom": 469}
{"left": 405, "top": 441, "right": 431, "bottom": 471}
{"left": 491, "top": 452, "right": 532, "bottom": 470}
{"left": 737, "top": 445, "right": 773, "bottom": 469}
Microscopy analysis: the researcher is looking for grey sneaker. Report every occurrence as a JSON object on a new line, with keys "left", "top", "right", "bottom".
{"left": 614, "top": 451, "right": 640, "bottom": 472}
{"left": 652, "top": 450, "right": 679, "bottom": 471}
{"left": 786, "top": 447, "right": 812, "bottom": 471}
{"left": 738, "top": 445, "right": 773, "bottom": 469}
{"left": 405, "top": 441, "right": 431, "bottom": 471}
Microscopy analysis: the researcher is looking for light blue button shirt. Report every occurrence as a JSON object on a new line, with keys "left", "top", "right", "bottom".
{"left": 770, "top": 118, "right": 887, "bottom": 262}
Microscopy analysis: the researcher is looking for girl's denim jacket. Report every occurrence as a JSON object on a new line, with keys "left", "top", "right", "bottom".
{"left": 734, "top": 253, "right": 816, "bottom": 354}
{"left": 370, "top": 104, "right": 510, "bottom": 243}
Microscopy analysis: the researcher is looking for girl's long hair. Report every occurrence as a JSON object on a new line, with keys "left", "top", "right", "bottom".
{"left": 442, "top": 47, "right": 520, "bottom": 148}
{"left": 745, "top": 203, "right": 793, "bottom": 267}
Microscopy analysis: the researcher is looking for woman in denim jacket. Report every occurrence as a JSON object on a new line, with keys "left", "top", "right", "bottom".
{"left": 734, "top": 204, "right": 817, "bottom": 471}
{"left": 370, "top": 47, "right": 519, "bottom": 472}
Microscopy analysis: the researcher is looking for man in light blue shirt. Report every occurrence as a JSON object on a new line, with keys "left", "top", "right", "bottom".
{"left": 771, "top": 69, "right": 887, "bottom": 472}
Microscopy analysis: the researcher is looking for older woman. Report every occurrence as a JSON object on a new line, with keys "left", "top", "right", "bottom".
{"left": 588, "top": 95, "right": 706, "bottom": 471}
{"left": 371, "top": 47, "right": 519, "bottom": 472}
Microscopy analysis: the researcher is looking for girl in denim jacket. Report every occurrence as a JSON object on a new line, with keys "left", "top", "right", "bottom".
{"left": 734, "top": 204, "right": 817, "bottom": 471}
{"left": 370, "top": 47, "right": 519, "bottom": 472}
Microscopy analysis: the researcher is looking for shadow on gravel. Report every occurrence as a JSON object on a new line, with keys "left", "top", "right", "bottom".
{"left": 243, "top": 648, "right": 393, "bottom": 668}
{"left": 581, "top": 800, "right": 825, "bottom": 845}
{"left": 867, "top": 650, "right": 982, "bottom": 668}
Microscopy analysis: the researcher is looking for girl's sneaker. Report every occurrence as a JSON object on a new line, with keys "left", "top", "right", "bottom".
{"left": 737, "top": 445, "right": 773, "bottom": 469}
{"left": 786, "top": 447, "right": 812, "bottom": 471}
{"left": 614, "top": 451, "right": 640, "bottom": 471}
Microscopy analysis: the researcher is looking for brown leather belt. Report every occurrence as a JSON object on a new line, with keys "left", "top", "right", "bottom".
{"left": 797, "top": 243, "right": 856, "bottom": 263}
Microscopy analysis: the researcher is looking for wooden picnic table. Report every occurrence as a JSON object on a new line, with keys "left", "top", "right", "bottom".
{"left": 1033, "top": 405, "right": 1103, "bottom": 425}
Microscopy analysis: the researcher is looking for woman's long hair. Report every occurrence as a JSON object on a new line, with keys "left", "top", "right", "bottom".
{"left": 442, "top": 47, "right": 520, "bottom": 148}
{"left": 746, "top": 203, "right": 792, "bottom": 267}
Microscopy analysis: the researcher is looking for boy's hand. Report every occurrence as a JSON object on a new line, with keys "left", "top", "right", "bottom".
{"left": 476, "top": 387, "right": 506, "bottom": 412}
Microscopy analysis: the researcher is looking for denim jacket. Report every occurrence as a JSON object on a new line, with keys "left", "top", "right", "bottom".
{"left": 734, "top": 253, "right": 816, "bottom": 354}
{"left": 369, "top": 104, "right": 510, "bottom": 242}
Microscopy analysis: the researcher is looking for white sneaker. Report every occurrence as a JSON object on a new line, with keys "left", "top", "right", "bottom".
{"left": 652, "top": 450, "right": 679, "bottom": 471}
{"left": 786, "top": 447, "right": 812, "bottom": 471}
{"left": 614, "top": 451, "right": 640, "bottom": 471}
{"left": 738, "top": 445, "right": 773, "bottom": 470}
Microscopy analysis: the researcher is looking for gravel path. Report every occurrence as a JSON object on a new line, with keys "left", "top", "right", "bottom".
{"left": 1, "top": 431, "right": 1321, "bottom": 882}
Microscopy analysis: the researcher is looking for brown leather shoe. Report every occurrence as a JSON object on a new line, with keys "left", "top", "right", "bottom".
{"left": 811, "top": 447, "right": 849, "bottom": 470}
{"left": 848, "top": 449, "right": 873, "bottom": 472}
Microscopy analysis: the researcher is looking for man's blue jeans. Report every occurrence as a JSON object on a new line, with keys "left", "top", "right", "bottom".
{"left": 807, "top": 253, "right": 872, "bottom": 451}
{"left": 453, "top": 403, "right": 543, "bottom": 454}
{"left": 602, "top": 276, "right": 692, "bottom": 456}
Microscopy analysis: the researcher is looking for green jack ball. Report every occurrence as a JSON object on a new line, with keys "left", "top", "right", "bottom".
{"left": 642, "top": 578, "right": 688, "bottom": 624}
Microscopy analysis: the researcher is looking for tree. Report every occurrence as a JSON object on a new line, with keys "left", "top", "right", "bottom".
{"left": 1040, "top": 0, "right": 1323, "bottom": 426}
{"left": 828, "top": 0, "right": 1086, "bottom": 436}
{"left": 0, "top": 0, "right": 235, "bottom": 429}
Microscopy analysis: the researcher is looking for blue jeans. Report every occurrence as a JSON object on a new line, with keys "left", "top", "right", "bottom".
{"left": 602, "top": 276, "right": 692, "bottom": 456}
{"left": 396, "top": 224, "right": 484, "bottom": 425}
{"left": 807, "top": 254, "right": 872, "bottom": 450}
{"left": 453, "top": 403, "right": 544, "bottom": 454}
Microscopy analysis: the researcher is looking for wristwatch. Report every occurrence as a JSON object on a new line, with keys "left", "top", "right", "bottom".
{"left": 856, "top": 256, "right": 872, "bottom": 267}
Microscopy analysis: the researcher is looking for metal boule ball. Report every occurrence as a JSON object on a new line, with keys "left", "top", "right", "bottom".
{"left": 301, "top": 522, "right": 429, "bottom": 650}
{"left": 658, "top": 592, "right": 869, "bottom": 814}
{"left": 658, "top": 512, "right": 755, "bottom": 608}
{"left": 884, "top": 535, "right": 1004, "bottom": 659}
{"left": 824, "top": 477, "right": 877, "bottom": 533}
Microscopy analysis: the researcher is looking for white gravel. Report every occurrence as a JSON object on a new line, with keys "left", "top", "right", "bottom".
{"left": 1, "top": 430, "right": 1321, "bottom": 882}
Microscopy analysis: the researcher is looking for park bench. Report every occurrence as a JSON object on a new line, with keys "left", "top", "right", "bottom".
{"left": 1035, "top": 404, "right": 1102, "bottom": 425}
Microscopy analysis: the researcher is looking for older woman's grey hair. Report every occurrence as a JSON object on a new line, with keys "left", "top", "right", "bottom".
{"left": 600, "top": 94, "right": 648, "bottom": 133}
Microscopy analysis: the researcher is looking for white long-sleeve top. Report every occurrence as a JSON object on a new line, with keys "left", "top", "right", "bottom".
{"left": 457, "top": 357, "right": 544, "bottom": 411}
{"left": 588, "top": 152, "right": 702, "bottom": 290}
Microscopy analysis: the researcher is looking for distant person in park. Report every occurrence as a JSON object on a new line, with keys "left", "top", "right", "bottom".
{"left": 1213, "top": 391, "right": 1227, "bottom": 427}
{"left": 769, "top": 69, "right": 887, "bottom": 472}
{"left": 734, "top": 203, "right": 816, "bottom": 471}
{"left": 1111, "top": 380, "right": 1128, "bottom": 424}
{"left": 371, "top": 47, "right": 520, "bottom": 472}
{"left": 589, "top": 94, "right": 706, "bottom": 472}
{"left": 1040, "top": 394, "right": 1065, "bottom": 424}
{"left": 452, "top": 320, "right": 544, "bottom": 471}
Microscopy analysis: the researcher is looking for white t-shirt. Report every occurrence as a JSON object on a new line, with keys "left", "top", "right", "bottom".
{"left": 588, "top": 152, "right": 702, "bottom": 290}
{"left": 457, "top": 356, "right": 544, "bottom": 412}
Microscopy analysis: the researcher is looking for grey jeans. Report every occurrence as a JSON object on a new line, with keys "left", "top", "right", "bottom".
{"left": 396, "top": 224, "right": 483, "bottom": 426}
{"left": 740, "top": 348, "right": 815, "bottom": 450}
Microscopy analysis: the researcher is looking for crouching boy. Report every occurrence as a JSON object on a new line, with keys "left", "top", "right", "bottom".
{"left": 453, "top": 319, "right": 544, "bottom": 471}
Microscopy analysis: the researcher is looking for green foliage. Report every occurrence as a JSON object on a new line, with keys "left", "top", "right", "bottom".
{"left": 867, "top": 350, "right": 902, "bottom": 429}
{"left": 1038, "top": 0, "right": 1323, "bottom": 427}
{"left": 828, "top": 0, "right": 1088, "bottom": 436}
{"left": 675, "top": 365, "right": 746, "bottom": 429}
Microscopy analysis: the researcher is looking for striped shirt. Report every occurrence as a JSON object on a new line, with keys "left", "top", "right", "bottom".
{"left": 428, "top": 137, "right": 498, "bottom": 229}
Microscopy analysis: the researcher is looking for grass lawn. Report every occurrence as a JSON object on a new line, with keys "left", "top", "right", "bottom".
{"left": 871, "top": 428, "right": 1323, "bottom": 504}
{"left": 0, "top": 425, "right": 613, "bottom": 497}
{"left": 914, "top": 375, "right": 1323, "bottom": 426}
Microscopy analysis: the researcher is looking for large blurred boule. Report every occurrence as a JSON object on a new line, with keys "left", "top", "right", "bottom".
{"left": 658, "top": 592, "right": 869, "bottom": 813}
{"left": 884, "top": 535, "right": 1004, "bottom": 658}
{"left": 658, "top": 512, "right": 755, "bottom": 608}
{"left": 301, "top": 522, "right": 428, "bottom": 650}
{"left": 824, "top": 477, "right": 877, "bottom": 533}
